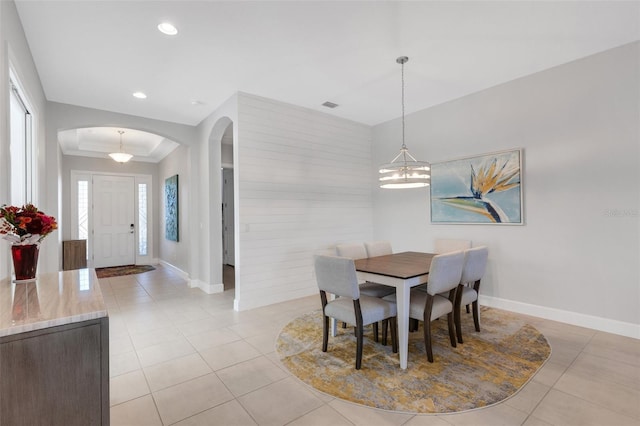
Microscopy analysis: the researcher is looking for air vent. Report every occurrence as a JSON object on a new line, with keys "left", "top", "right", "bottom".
{"left": 322, "top": 101, "right": 339, "bottom": 109}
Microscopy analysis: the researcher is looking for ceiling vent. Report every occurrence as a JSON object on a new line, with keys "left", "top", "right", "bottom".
{"left": 321, "top": 101, "right": 339, "bottom": 109}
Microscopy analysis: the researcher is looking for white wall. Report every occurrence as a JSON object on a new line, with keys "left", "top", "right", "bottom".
{"left": 158, "top": 144, "right": 191, "bottom": 274}
{"left": 233, "top": 93, "right": 373, "bottom": 310}
{"left": 372, "top": 42, "right": 640, "bottom": 337}
{"left": 0, "top": 0, "right": 49, "bottom": 278}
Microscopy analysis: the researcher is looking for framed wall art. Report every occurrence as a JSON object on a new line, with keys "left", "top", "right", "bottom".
{"left": 165, "top": 174, "right": 179, "bottom": 241}
{"left": 430, "top": 149, "right": 523, "bottom": 225}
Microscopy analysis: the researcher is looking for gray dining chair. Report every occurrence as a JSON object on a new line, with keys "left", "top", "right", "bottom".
{"left": 314, "top": 255, "right": 398, "bottom": 369}
{"left": 364, "top": 241, "right": 393, "bottom": 258}
{"left": 335, "top": 243, "right": 395, "bottom": 342}
{"left": 434, "top": 238, "right": 472, "bottom": 253}
{"left": 454, "top": 246, "right": 489, "bottom": 343}
{"left": 432, "top": 238, "right": 473, "bottom": 313}
{"left": 384, "top": 250, "right": 465, "bottom": 362}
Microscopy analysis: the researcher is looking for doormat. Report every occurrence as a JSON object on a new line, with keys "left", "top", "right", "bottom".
{"left": 95, "top": 265, "right": 155, "bottom": 279}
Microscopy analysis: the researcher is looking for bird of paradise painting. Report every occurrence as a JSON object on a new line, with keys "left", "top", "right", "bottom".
{"left": 430, "top": 149, "right": 523, "bottom": 224}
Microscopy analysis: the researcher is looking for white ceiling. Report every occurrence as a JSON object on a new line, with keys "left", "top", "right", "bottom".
{"left": 58, "top": 127, "right": 180, "bottom": 163}
{"left": 15, "top": 1, "right": 640, "bottom": 138}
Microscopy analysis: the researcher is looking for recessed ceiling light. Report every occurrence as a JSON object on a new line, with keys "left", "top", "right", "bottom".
{"left": 190, "top": 100, "right": 206, "bottom": 106}
{"left": 133, "top": 92, "right": 147, "bottom": 99}
{"left": 157, "top": 22, "right": 178, "bottom": 35}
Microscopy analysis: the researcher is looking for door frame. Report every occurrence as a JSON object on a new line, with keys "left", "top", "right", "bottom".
{"left": 70, "top": 170, "right": 154, "bottom": 268}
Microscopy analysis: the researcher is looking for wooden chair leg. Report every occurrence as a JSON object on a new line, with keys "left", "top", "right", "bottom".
{"left": 355, "top": 323, "right": 363, "bottom": 370}
{"left": 322, "top": 314, "right": 329, "bottom": 352}
{"left": 466, "top": 304, "right": 470, "bottom": 314}
{"left": 447, "top": 312, "right": 457, "bottom": 348}
{"left": 424, "top": 295, "right": 434, "bottom": 362}
{"left": 381, "top": 320, "right": 388, "bottom": 345}
{"left": 454, "top": 284, "right": 464, "bottom": 344}
{"left": 409, "top": 318, "right": 419, "bottom": 332}
{"left": 373, "top": 322, "right": 379, "bottom": 342}
{"left": 472, "top": 300, "right": 480, "bottom": 332}
{"left": 423, "top": 319, "right": 433, "bottom": 363}
{"left": 390, "top": 317, "right": 398, "bottom": 354}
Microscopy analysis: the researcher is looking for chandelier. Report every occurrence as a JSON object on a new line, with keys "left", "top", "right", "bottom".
{"left": 378, "top": 56, "right": 430, "bottom": 189}
{"left": 109, "top": 130, "right": 133, "bottom": 163}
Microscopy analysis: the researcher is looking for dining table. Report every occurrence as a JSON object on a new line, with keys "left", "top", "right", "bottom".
{"left": 354, "top": 251, "right": 435, "bottom": 370}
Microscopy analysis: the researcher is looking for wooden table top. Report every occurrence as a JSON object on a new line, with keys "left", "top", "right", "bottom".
{"left": 354, "top": 251, "right": 435, "bottom": 280}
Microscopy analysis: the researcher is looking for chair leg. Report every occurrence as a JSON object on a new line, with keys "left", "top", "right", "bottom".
{"left": 355, "top": 322, "right": 363, "bottom": 370}
{"left": 390, "top": 317, "right": 398, "bottom": 354}
{"left": 454, "top": 284, "right": 464, "bottom": 344}
{"left": 423, "top": 295, "right": 434, "bottom": 363}
{"left": 409, "top": 318, "right": 419, "bottom": 332}
{"left": 423, "top": 319, "right": 433, "bottom": 363}
{"left": 381, "top": 320, "right": 388, "bottom": 345}
{"left": 322, "top": 314, "right": 329, "bottom": 352}
{"left": 472, "top": 300, "right": 481, "bottom": 332}
{"left": 447, "top": 312, "right": 457, "bottom": 348}
{"left": 466, "top": 304, "right": 470, "bottom": 314}
{"left": 373, "top": 322, "right": 379, "bottom": 342}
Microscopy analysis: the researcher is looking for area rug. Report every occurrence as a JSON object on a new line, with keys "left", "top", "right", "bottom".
{"left": 276, "top": 306, "right": 550, "bottom": 414}
{"left": 95, "top": 264, "right": 155, "bottom": 278}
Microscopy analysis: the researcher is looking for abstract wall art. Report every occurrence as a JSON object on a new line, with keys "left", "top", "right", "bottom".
{"left": 430, "top": 149, "right": 523, "bottom": 225}
{"left": 165, "top": 174, "right": 179, "bottom": 241}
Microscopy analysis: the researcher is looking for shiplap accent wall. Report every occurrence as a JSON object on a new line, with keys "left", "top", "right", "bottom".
{"left": 235, "top": 93, "right": 373, "bottom": 310}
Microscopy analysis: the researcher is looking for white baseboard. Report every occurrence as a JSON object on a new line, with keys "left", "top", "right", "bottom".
{"left": 190, "top": 279, "right": 224, "bottom": 294}
{"left": 480, "top": 295, "right": 640, "bottom": 340}
{"left": 159, "top": 260, "right": 190, "bottom": 280}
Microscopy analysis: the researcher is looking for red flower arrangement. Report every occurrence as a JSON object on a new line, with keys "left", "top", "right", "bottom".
{"left": 0, "top": 204, "right": 58, "bottom": 245}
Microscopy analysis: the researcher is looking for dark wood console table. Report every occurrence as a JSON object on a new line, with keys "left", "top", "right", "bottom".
{"left": 0, "top": 269, "right": 109, "bottom": 425}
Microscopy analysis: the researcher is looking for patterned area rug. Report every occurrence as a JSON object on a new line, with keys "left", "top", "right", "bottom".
{"left": 95, "top": 264, "right": 155, "bottom": 278}
{"left": 276, "top": 306, "right": 550, "bottom": 414}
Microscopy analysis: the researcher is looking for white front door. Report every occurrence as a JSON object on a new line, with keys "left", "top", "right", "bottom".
{"left": 93, "top": 175, "right": 135, "bottom": 268}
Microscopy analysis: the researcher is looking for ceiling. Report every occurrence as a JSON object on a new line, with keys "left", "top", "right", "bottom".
{"left": 14, "top": 1, "right": 640, "bottom": 159}
{"left": 58, "top": 127, "right": 180, "bottom": 163}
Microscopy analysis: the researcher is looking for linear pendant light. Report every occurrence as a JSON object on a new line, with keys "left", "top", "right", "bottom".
{"left": 378, "top": 56, "right": 430, "bottom": 189}
{"left": 109, "top": 130, "right": 133, "bottom": 163}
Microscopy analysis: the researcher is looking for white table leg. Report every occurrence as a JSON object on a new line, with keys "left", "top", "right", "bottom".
{"left": 396, "top": 283, "right": 410, "bottom": 369}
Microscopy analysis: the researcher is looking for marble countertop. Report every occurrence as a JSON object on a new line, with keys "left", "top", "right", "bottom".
{"left": 0, "top": 269, "right": 108, "bottom": 338}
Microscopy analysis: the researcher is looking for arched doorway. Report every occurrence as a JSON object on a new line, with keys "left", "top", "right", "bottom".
{"left": 220, "top": 124, "right": 235, "bottom": 290}
{"left": 208, "top": 116, "right": 236, "bottom": 303}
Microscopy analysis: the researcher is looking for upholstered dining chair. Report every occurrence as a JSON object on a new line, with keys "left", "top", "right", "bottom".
{"left": 364, "top": 240, "right": 393, "bottom": 258}
{"left": 454, "top": 246, "right": 489, "bottom": 343}
{"left": 434, "top": 238, "right": 471, "bottom": 253}
{"left": 413, "top": 239, "right": 470, "bottom": 299}
{"left": 384, "top": 250, "right": 465, "bottom": 362}
{"left": 433, "top": 238, "right": 473, "bottom": 313}
{"left": 335, "top": 243, "right": 395, "bottom": 342}
{"left": 314, "top": 255, "right": 398, "bottom": 370}
{"left": 336, "top": 243, "right": 395, "bottom": 298}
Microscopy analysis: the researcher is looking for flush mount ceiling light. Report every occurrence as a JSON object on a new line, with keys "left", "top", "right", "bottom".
{"left": 132, "top": 91, "right": 147, "bottom": 99}
{"left": 109, "top": 130, "right": 133, "bottom": 163}
{"left": 157, "top": 22, "right": 178, "bottom": 35}
{"left": 378, "top": 56, "right": 430, "bottom": 189}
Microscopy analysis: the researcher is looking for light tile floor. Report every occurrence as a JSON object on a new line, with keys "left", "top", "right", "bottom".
{"left": 104, "top": 264, "right": 640, "bottom": 426}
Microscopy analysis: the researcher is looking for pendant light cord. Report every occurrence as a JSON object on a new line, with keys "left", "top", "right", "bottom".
{"left": 401, "top": 59, "right": 406, "bottom": 152}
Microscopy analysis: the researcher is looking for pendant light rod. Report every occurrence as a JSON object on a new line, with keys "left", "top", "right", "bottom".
{"left": 398, "top": 56, "right": 408, "bottom": 151}
{"left": 109, "top": 129, "right": 133, "bottom": 163}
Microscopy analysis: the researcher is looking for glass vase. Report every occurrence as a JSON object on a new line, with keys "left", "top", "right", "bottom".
{"left": 11, "top": 243, "right": 40, "bottom": 281}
